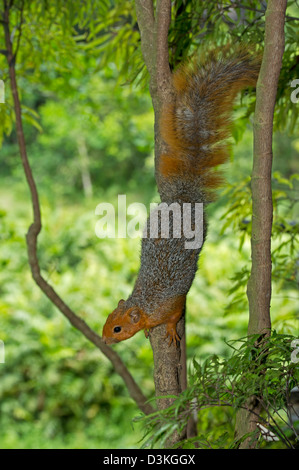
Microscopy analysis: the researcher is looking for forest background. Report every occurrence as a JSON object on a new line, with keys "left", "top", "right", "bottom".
{"left": 0, "top": 0, "right": 298, "bottom": 449}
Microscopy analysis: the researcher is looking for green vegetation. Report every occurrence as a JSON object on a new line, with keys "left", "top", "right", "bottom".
{"left": 0, "top": 0, "right": 298, "bottom": 449}
{"left": 138, "top": 333, "right": 299, "bottom": 449}
{"left": 1, "top": 118, "right": 298, "bottom": 447}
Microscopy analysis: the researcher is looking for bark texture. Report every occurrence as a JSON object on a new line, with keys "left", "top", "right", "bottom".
{"left": 235, "top": 0, "right": 287, "bottom": 448}
{"left": 135, "top": 0, "right": 188, "bottom": 446}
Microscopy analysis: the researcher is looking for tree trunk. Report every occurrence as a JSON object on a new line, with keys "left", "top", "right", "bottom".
{"left": 135, "top": 0, "right": 188, "bottom": 446}
{"left": 235, "top": 0, "right": 287, "bottom": 448}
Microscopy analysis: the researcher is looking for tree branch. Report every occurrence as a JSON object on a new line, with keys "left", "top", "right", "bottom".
{"left": 250, "top": 0, "right": 287, "bottom": 337}
{"left": 134, "top": 0, "right": 155, "bottom": 76}
{"left": 12, "top": 0, "right": 24, "bottom": 62}
{"left": 2, "top": 2, "right": 153, "bottom": 417}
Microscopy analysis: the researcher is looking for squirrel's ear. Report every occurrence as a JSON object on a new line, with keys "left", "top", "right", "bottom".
{"left": 118, "top": 299, "right": 125, "bottom": 308}
{"left": 129, "top": 308, "right": 141, "bottom": 324}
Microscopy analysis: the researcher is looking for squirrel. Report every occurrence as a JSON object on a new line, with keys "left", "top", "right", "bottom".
{"left": 102, "top": 46, "right": 261, "bottom": 346}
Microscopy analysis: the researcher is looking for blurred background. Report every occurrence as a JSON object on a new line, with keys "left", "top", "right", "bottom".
{"left": 0, "top": 0, "right": 298, "bottom": 449}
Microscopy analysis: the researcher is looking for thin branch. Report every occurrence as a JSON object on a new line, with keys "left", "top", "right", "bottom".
{"left": 229, "top": 2, "right": 299, "bottom": 22}
{"left": 134, "top": 0, "right": 155, "bottom": 76}
{"left": 155, "top": 0, "right": 172, "bottom": 89}
{"left": 13, "top": 0, "right": 24, "bottom": 62}
{"left": 248, "top": 0, "right": 287, "bottom": 333}
{"left": 2, "top": 2, "right": 153, "bottom": 417}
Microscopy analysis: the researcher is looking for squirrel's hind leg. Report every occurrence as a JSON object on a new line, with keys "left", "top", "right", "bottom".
{"left": 164, "top": 297, "right": 185, "bottom": 347}
{"left": 165, "top": 323, "right": 181, "bottom": 347}
{"left": 146, "top": 295, "right": 186, "bottom": 347}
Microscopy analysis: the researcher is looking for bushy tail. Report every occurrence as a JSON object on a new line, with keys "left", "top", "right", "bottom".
{"left": 159, "top": 45, "right": 261, "bottom": 201}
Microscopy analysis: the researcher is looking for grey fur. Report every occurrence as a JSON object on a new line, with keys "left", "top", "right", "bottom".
{"left": 122, "top": 49, "right": 260, "bottom": 316}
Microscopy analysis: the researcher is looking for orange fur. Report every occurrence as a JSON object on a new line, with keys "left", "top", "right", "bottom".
{"left": 101, "top": 46, "right": 261, "bottom": 347}
{"left": 159, "top": 46, "right": 261, "bottom": 196}
{"left": 102, "top": 294, "right": 186, "bottom": 346}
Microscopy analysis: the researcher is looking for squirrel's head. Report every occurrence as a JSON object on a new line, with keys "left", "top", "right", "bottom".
{"left": 102, "top": 299, "right": 146, "bottom": 344}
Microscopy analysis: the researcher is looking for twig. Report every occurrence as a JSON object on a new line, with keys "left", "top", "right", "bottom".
{"left": 12, "top": 0, "right": 24, "bottom": 62}
{"left": 228, "top": 2, "right": 299, "bottom": 22}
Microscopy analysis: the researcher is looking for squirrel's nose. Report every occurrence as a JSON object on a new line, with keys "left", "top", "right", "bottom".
{"left": 102, "top": 336, "right": 119, "bottom": 345}
{"left": 102, "top": 335, "right": 113, "bottom": 345}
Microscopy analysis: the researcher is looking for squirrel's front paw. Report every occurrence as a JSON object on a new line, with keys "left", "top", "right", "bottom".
{"left": 165, "top": 325, "right": 180, "bottom": 347}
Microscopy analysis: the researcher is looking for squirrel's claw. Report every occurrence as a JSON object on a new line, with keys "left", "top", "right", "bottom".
{"left": 144, "top": 325, "right": 180, "bottom": 345}
{"left": 165, "top": 327, "right": 180, "bottom": 347}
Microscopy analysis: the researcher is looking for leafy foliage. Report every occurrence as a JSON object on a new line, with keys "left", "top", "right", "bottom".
{"left": 219, "top": 172, "right": 299, "bottom": 314}
{"left": 0, "top": 0, "right": 298, "bottom": 449}
{"left": 138, "top": 333, "right": 299, "bottom": 449}
{"left": 0, "top": 191, "right": 154, "bottom": 448}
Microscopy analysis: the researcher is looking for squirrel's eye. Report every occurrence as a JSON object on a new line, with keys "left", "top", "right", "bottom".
{"left": 113, "top": 326, "right": 122, "bottom": 333}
